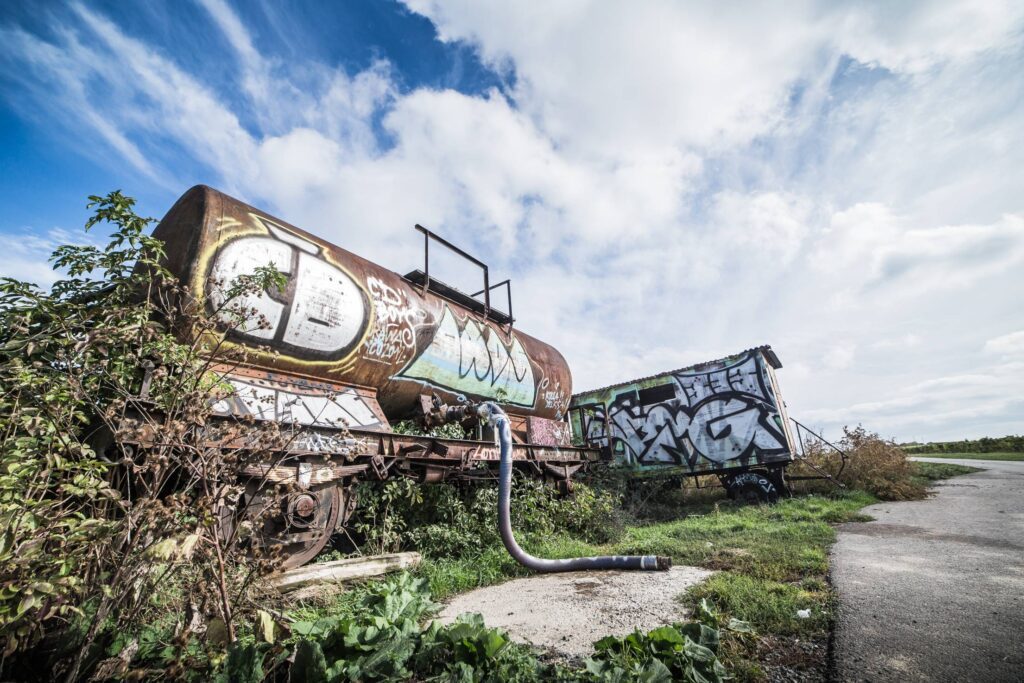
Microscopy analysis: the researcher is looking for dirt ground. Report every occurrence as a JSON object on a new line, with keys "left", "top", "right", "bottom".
{"left": 438, "top": 566, "right": 714, "bottom": 659}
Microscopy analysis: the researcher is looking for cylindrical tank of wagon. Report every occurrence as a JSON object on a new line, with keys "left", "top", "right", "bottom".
{"left": 151, "top": 186, "right": 573, "bottom": 429}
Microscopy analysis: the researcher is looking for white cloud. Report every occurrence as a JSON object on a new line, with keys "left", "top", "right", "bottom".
{"left": 871, "top": 334, "right": 922, "bottom": 350}
{"left": 823, "top": 343, "right": 857, "bottom": 371}
{"left": 984, "top": 331, "right": 1024, "bottom": 357}
{"left": 813, "top": 204, "right": 1024, "bottom": 298}
{"left": 801, "top": 361, "right": 1024, "bottom": 441}
{"left": 2, "top": 0, "right": 1023, "bottom": 441}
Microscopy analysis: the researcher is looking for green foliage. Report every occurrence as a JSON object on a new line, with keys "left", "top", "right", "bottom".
{"left": 222, "top": 572, "right": 731, "bottom": 683}
{"left": 415, "top": 613, "right": 548, "bottom": 682}
{"left": 286, "top": 573, "right": 440, "bottom": 681}
{"left": 901, "top": 434, "right": 1024, "bottom": 454}
{"left": 351, "top": 478, "right": 425, "bottom": 555}
{"left": 241, "top": 573, "right": 548, "bottom": 682}
{"left": 0, "top": 191, "right": 290, "bottom": 680}
{"left": 349, "top": 476, "right": 624, "bottom": 560}
{"left": 391, "top": 419, "right": 467, "bottom": 439}
{"left": 0, "top": 191, "right": 163, "bottom": 658}
{"left": 911, "top": 462, "right": 981, "bottom": 481}
{"left": 583, "top": 602, "right": 738, "bottom": 683}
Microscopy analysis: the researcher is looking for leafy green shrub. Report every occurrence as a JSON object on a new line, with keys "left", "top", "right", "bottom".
{"left": 583, "top": 601, "right": 739, "bottom": 683}
{"left": 348, "top": 475, "right": 625, "bottom": 560}
{"left": 228, "top": 572, "right": 548, "bottom": 682}
{"left": 0, "top": 192, "right": 291, "bottom": 681}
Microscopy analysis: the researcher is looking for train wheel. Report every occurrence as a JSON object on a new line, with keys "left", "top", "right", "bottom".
{"left": 231, "top": 483, "right": 343, "bottom": 570}
{"left": 725, "top": 471, "right": 779, "bottom": 505}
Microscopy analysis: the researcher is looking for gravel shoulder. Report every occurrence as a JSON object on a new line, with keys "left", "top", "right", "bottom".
{"left": 832, "top": 458, "right": 1024, "bottom": 682}
{"left": 438, "top": 566, "right": 714, "bottom": 659}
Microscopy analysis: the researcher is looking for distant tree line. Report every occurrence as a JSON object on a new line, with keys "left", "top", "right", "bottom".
{"left": 901, "top": 435, "right": 1024, "bottom": 454}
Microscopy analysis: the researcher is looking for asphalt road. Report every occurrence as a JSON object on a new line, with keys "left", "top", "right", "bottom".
{"left": 832, "top": 458, "right": 1024, "bottom": 682}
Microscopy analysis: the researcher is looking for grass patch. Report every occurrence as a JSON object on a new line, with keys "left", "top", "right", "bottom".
{"left": 612, "top": 492, "right": 874, "bottom": 583}
{"left": 912, "top": 461, "right": 981, "bottom": 483}
{"left": 686, "top": 572, "right": 830, "bottom": 635}
{"left": 418, "top": 547, "right": 527, "bottom": 602}
{"left": 912, "top": 451, "right": 1024, "bottom": 461}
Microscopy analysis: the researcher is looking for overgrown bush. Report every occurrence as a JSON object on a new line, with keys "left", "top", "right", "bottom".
{"left": 0, "top": 192, "right": 292, "bottom": 681}
{"left": 792, "top": 425, "right": 925, "bottom": 501}
{"left": 347, "top": 474, "right": 625, "bottom": 560}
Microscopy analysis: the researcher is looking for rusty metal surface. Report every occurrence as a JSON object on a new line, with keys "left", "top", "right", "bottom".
{"left": 154, "top": 186, "right": 573, "bottom": 423}
{"left": 569, "top": 347, "right": 796, "bottom": 474}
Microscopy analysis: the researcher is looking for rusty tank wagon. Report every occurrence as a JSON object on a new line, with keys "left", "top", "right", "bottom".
{"left": 147, "top": 186, "right": 596, "bottom": 567}
{"left": 126, "top": 186, "right": 831, "bottom": 569}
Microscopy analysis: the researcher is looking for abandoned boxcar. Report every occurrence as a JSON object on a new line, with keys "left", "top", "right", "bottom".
{"left": 568, "top": 347, "right": 798, "bottom": 502}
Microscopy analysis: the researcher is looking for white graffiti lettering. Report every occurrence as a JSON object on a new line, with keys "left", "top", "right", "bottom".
{"left": 212, "top": 378, "right": 381, "bottom": 429}
{"left": 576, "top": 351, "right": 790, "bottom": 467}
{"left": 363, "top": 276, "right": 426, "bottom": 362}
{"left": 538, "top": 377, "right": 568, "bottom": 418}
{"left": 207, "top": 218, "right": 367, "bottom": 358}
{"left": 398, "top": 305, "right": 536, "bottom": 406}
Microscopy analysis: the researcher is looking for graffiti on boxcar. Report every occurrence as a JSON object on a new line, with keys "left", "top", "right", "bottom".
{"left": 363, "top": 276, "right": 428, "bottom": 363}
{"left": 581, "top": 352, "right": 789, "bottom": 467}
{"left": 212, "top": 377, "right": 382, "bottom": 429}
{"left": 398, "top": 305, "right": 537, "bottom": 407}
{"left": 207, "top": 218, "right": 369, "bottom": 359}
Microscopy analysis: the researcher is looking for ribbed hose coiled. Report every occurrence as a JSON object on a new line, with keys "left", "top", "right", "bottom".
{"left": 478, "top": 402, "right": 670, "bottom": 573}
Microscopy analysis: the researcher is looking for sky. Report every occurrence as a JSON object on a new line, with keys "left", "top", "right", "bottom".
{"left": 1, "top": 0, "right": 1022, "bottom": 443}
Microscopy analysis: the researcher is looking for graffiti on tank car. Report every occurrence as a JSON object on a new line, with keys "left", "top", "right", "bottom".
{"left": 527, "top": 416, "right": 572, "bottom": 447}
{"left": 580, "top": 352, "right": 789, "bottom": 467}
{"left": 363, "top": 276, "right": 428, "bottom": 363}
{"left": 206, "top": 218, "right": 369, "bottom": 359}
{"left": 212, "top": 377, "right": 381, "bottom": 429}
{"left": 538, "top": 377, "right": 568, "bottom": 417}
{"left": 398, "top": 305, "right": 537, "bottom": 407}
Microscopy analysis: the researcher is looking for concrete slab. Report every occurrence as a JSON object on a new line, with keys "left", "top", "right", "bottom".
{"left": 438, "top": 566, "right": 714, "bottom": 659}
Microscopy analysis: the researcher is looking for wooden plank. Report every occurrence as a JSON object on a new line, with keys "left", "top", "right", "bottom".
{"left": 272, "top": 552, "right": 422, "bottom": 593}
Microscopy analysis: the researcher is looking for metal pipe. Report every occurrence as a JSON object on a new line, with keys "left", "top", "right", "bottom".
{"left": 478, "top": 402, "right": 670, "bottom": 573}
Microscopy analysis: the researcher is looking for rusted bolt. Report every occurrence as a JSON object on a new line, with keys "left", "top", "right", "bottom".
{"left": 292, "top": 493, "right": 317, "bottom": 518}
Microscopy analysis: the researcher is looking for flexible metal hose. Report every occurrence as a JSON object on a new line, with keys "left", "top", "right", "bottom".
{"left": 478, "top": 402, "right": 670, "bottom": 573}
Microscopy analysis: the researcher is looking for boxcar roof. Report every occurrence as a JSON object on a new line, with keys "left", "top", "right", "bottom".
{"left": 571, "top": 345, "right": 781, "bottom": 399}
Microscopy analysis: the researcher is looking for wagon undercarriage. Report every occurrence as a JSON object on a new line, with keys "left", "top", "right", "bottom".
{"left": 117, "top": 415, "right": 601, "bottom": 568}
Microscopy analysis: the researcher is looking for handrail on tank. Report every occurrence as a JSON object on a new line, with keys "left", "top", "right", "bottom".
{"left": 415, "top": 224, "right": 490, "bottom": 317}
{"left": 471, "top": 278, "right": 514, "bottom": 327}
